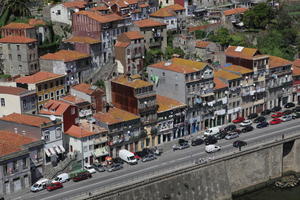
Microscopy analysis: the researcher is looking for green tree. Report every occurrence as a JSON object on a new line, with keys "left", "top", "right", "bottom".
{"left": 144, "top": 49, "right": 163, "bottom": 66}
{"left": 164, "top": 47, "right": 184, "bottom": 59}
{"left": 94, "top": 80, "right": 105, "bottom": 89}
{"left": 195, "top": 30, "right": 206, "bottom": 39}
{"left": 243, "top": 3, "right": 275, "bottom": 29}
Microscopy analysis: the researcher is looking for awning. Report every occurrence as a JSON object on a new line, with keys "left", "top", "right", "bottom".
{"left": 44, "top": 148, "right": 51, "bottom": 157}
{"left": 48, "top": 147, "right": 56, "bottom": 155}
{"left": 201, "top": 92, "right": 214, "bottom": 97}
{"left": 55, "top": 146, "right": 62, "bottom": 154}
{"left": 58, "top": 145, "right": 65, "bottom": 153}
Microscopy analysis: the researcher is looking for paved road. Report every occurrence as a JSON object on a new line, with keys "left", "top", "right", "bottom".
{"left": 13, "top": 117, "right": 300, "bottom": 200}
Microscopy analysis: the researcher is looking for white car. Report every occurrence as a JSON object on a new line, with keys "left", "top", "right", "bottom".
{"left": 84, "top": 165, "right": 96, "bottom": 174}
{"left": 281, "top": 115, "right": 293, "bottom": 122}
{"left": 31, "top": 178, "right": 49, "bottom": 192}
{"left": 240, "top": 120, "right": 252, "bottom": 127}
{"left": 205, "top": 145, "right": 221, "bottom": 153}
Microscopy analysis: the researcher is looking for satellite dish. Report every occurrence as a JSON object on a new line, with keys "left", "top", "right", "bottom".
{"left": 50, "top": 115, "right": 56, "bottom": 121}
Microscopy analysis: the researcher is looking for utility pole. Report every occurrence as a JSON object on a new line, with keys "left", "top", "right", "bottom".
{"left": 81, "top": 127, "right": 84, "bottom": 170}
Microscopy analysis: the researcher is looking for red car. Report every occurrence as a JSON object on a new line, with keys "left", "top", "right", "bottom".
{"left": 72, "top": 172, "right": 92, "bottom": 182}
{"left": 46, "top": 182, "right": 63, "bottom": 191}
{"left": 232, "top": 117, "right": 245, "bottom": 123}
{"left": 269, "top": 118, "right": 283, "bottom": 125}
{"left": 271, "top": 112, "right": 283, "bottom": 118}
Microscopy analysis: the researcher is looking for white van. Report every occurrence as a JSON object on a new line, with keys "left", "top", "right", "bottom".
{"left": 204, "top": 127, "right": 220, "bottom": 136}
{"left": 52, "top": 173, "right": 69, "bottom": 183}
{"left": 31, "top": 178, "right": 49, "bottom": 192}
{"left": 119, "top": 149, "right": 138, "bottom": 165}
{"left": 205, "top": 144, "right": 221, "bottom": 153}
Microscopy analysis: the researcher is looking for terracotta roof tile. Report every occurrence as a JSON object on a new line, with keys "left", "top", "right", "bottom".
{"left": 293, "top": 67, "right": 300, "bottom": 76}
{"left": 195, "top": 41, "right": 211, "bottom": 48}
{"left": 214, "top": 69, "right": 242, "bottom": 81}
{"left": 222, "top": 64, "right": 253, "bottom": 74}
{"left": 134, "top": 19, "right": 166, "bottom": 28}
{"left": 115, "top": 41, "right": 130, "bottom": 47}
{"left": 225, "top": 46, "right": 260, "bottom": 60}
{"left": 64, "top": 36, "right": 101, "bottom": 44}
{"left": 214, "top": 77, "right": 228, "bottom": 90}
{"left": 75, "top": 11, "right": 124, "bottom": 23}
{"left": 0, "top": 130, "right": 37, "bottom": 157}
{"left": 63, "top": 1, "right": 87, "bottom": 8}
{"left": 112, "top": 75, "right": 153, "bottom": 88}
{"left": 61, "top": 95, "right": 88, "bottom": 104}
{"left": 40, "top": 50, "right": 90, "bottom": 62}
{"left": 149, "top": 58, "right": 208, "bottom": 74}
{"left": 188, "top": 23, "right": 220, "bottom": 32}
{"left": 165, "top": 4, "right": 185, "bottom": 11}
{"left": 0, "top": 36, "right": 37, "bottom": 44}
{"left": 0, "top": 113, "right": 51, "bottom": 127}
{"left": 269, "top": 55, "right": 292, "bottom": 68}
{"left": 139, "top": 3, "right": 149, "bottom": 7}
{"left": 39, "top": 100, "right": 73, "bottom": 116}
{"left": 156, "top": 95, "right": 185, "bottom": 113}
{"left": 28, "top": 18, "right": 46, "bottom": 26}
{"left": 72, "top": 83, "right": 100, "bottom": 95}
{"left": 124, "top": 31, "right": 144, "bottom": 40}
{"left": 91, "top": 5, "right": 109, "bottom": 11}
{"left": 293, "top": 59, "right": 300, "bottom": 67}
{"left": 15, "top": 71, "right": 64, "bottom": 84}
{"left": 223, "top": 7, "right": 248, "bottom": 16}
{"left": 1, "top": 22, "right": 34, "bottom": 29}
{"left": 93, "top": 107, "right": 139, "bottom": 125}
{"left": 150, "top": 7, "right": 176, "bottom": 17}
{"left": 0, "top": 86, "right": 29, "bottom": 95}
{"left": 65, "top": 125, "right": 96, "bottom": 138}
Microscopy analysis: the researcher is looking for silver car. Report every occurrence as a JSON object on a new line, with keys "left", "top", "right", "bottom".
{"left": 281, "top": 115, "right": 293, "bottom": 122}
{"left": 225, "top": 132, "right": 239, "bottom": 140}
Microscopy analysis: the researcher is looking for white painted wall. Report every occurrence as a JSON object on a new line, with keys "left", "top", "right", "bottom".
{"left": 50, "top": 4, "right": 73, "bottom": 25}
{"left": 0, "top": 94, "right": 22, "bottom": 117}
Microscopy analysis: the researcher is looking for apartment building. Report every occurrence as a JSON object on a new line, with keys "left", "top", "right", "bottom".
{"left": 212, "top": 77, "right": 228, "bottom": 127}
{"left": 0, "top": 23, "right": 36, "bottom": 39}
{"left": 292, "top": 60, "right": 300, "bottom": 104}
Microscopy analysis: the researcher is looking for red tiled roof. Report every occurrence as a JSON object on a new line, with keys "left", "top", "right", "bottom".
{"left": 63, "top": 1, "right": 87, "bottom": 8}
{"left": 0, "top": 86, "right": 29, "bottom": 95}
{"left": 72, "top": 83, "right": 100, "bottom": 95}
{"left": 223, "top": 7, "right": 248, "bottom": 16}
{"left": 115, "top": 41, "right": 130, "bottom": 47}
{"left": 195, "top": 41, "right": 211, "bottom": 48}
{"left": 0, "top": 36, "right": 37, "bottom": 44}
{"left": 0, "top": 113, "right": 51, "bottom": 127}
{"left": 1, "top": 22, "right": 34, "bottom": 29}
{"left": 165, "top": 4, "right": 185, "bottom": 11}
{"left": 150, "top": 7, "right": 176, "bottom": 18}
{"left": 15, "top": 71, "right": 64, "bottom": 84}
{"left": 75, "top": 11, "right": 124, "bottom": 23}
{"left": 269, "top": 55, "right": 292, "bottom": 69}
{"left": 91, "top": 5, "right": 109, "bottom": 11}
{"left": 64, "top": 36, "right": 101, "bottom": 44}
{"left": 93, "top": 107, "right": 139, "bottom": 125}
{"left": 225, "top": 46, "right": 260, "bottom": 60}
{"left": 188, "top": 23, "right": 220, "bottom": 32}
{"left": 134, "top": 19, "right": 166, "bottom": 28}
{"left": 293, "top": 59, "right": 300, "bottom": 67}
{"left": 139, "top": 3, "right": 149, "bottom": 7}
{"left": 40, "top": 50, "right": 90, "bottom": 62}
{"left": 214, "top": 77, "right": 228, "bottom": 90}
{"left": 124, "top": 31, "right": 144, "bottom": 40}
{"left": 65, "top": 125, "right": 96, "bottom": 138}
{"left": 39, "top": 100, "right": 73, "bottom": 116}
{"left": 28, "top": 18, "right": 46, "bottom": 26}
{"left": 0, "top": 130, "right": 37, "bottom": 157}
{"left": 61, "top": 95, "right": 88, "bottom": 104}
{"left": 156, "top": 95, "right": 185, "bottom": 112}
{"left": 112, "top": 75, "right": 153, "bottom": 88}
{"left": 293, "top": 67, "right": 300, "bottom": 76}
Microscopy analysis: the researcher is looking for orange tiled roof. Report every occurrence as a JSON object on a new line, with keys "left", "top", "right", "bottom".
{"left": 134, "top": 19, "right": 166, "bottom": 28}
{"left": 72, "top": 83, "right": 100, "bottom": 95}
{"left": 93, "top": 107, "right": 139, "bottom": 125}
{"left": 1, "top": 22, "right": 34, "bottom": 29}
{"left": 15, "top": 71, "right": 64, "bottom": 84}
{"left": 188, "top": 23, "right": 220, "bottom": 32}
{"left": 223, "top": 7, "right": 248, "bottom": 16}
{"left": 156, "top": 95, "right": 185, "bottom": 113}
{"left": 293, "top": 59, "right": 300, "bottom": 68}
{"left": 195, "top": 41, "right": 211, "bottom": 48}
{"left": 40, "top": 50, "right": 90, "bottom": 62}
{"left": 269, "top": 55, "right": 292, "bottom": 69}
{"left": 165, "top": 4, "right": 185, "bottom": 11}
{"left": 64, "top": 36, "right": 101, "bottom": 44}
{"left": 214, "top": 77, "right": 228, "bottom": 90}
{"left": 39, "top": 100, "right": 73, "bottom": 116}
{"left": 132, "top": 9, "right": 141, "bottom": 13}
{"left": 112, "top": 75, "right": 153, "bottom": 88}
{"left": 225, "top": 46, "right": 259, "bottom": 60}
{"left": 150, "top": 58, "right": 208, "bottom": 74}
{"left": 28, "top": 18, "right": 46, "bottom": 26}
{"left": 61, "top": 95, "right": 88, "bottom": 104}
{"left": 139, "top": 3, "right": 149, "bottom": 7}
{"left": 150, "top": 7, "right": 176, "bottom": 18}
{"left": 115, "top": 41, "right": 130, "bottom": 47}
{"left": 91, "top": 5, "right": 109, "bottom": 11}
{"left": 124, "top": 31, "right": 144, "bottom": 40}
{"left": 293, "top": 67, "right": 300, "bottom": 76}
{"left": 214, "top": 69, "right": 241, "bottom": 81}
{"left": 0, "top": 113, "right": 51, "bottom": 127}
{"left": 223, "top": 64, "right": 253, "bottom": 74}
{"left": 75, "top": 11, "right": 124, "bottom": 23}
{"left": 0, "top": 36, "right": 37, "bottom": 44}
{"left": 0, "top": 130, "right": 37, "bottom": 157}
{"left": 63, "top": 1, "right": 87, "bottom": 8}
{"left": 65, "top": 125, "right": 97, "bottom": 138}
{"left": 0, "top": 86, "right": 29, "bottom": 95}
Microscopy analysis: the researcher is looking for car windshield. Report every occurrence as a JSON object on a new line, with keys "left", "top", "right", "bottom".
{"left": 129, "top": 156, "right": 136, "bottom": 160}
{"left": 54, "top": 177, "right": 59, "bottom": 181}
{"left": 33, "top": 184, "right": 39, "bottom": 187}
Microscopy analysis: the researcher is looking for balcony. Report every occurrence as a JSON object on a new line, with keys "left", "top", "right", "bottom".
{"left": 138, "top": 104, "right": 158, "bottom": 113}
{"left": 94, "top": 137, "right": 108, "bottom": 144}
{"left": 200, "top": 88, "right": 214, "bottom": 97}
{"left": 149, "top": 39, "right": 161, "bottom": 48}
{"left": 135, "top": 90, "right": 155, "bottom": 98}
{"left": 94, "top": 147, "right": 109, "bottom": 157}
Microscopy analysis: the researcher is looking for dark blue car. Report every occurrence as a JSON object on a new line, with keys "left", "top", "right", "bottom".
{"left": 256, "top": 121, "right": 269, "bottom": 128}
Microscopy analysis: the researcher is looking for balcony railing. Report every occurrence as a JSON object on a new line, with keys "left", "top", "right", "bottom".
{"left": 94, "top": 137, "right": 108, "bottom": 144}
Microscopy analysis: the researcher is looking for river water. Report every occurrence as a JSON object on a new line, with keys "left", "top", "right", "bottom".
{"left": 234, "top": 184, "right": 300, "bottom": 200}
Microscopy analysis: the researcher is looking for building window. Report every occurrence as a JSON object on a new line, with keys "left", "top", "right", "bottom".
{"left": 89, "top": 145, "right": 93, "bottom": 151}
{"left": 22, "top": 158, "right": 27, "bottom": 169}
{"left": 8, "top": 54, "right": 12, "bottom": 60}
{"left": 44, "top": 84, "right": 48, "bottom": 90}
{"left": 18, "top": 55, "right": 21, "bottom": 61}
{"left": 56, "top": 128, "right": 62, "bottom": 139}
{"left": 61, "top": 89, "right": 64, "bottom": 94}
{"left": 57, "top": 10, "right": 61, "bottom": 15}
{"left": 50, "top": 92, "right": 54, "bottom": 97}
{"left": 44, "top": 94, "right": 49, "bottom": 100}
{"left": 83, "top": 146, "right": 88, "bottom": 152}
{"left": 43, "top": 130, "right": 50, "bottom": 141}
{"left": 8, "top": 44, "right": 11, "bottom": 50}
{"left": 127, "top": 49, "right": 130, "bottom": 55}
{"left": 56, "top": 90, "right": 59, "bottom": 96}
{"left": 1, "top": 98, "right": 5, "bottom": 106}
{"left": 38, "top": 95, "right": 43, "bottom": 102}
{"left": 17, "top": 45, "right": 20, "bottom": 50}
{"left": 50, "top": 82, "right": 53, "bottom": 88}
{"left": 56, "top": 81, "right": 59, "bottom": 86}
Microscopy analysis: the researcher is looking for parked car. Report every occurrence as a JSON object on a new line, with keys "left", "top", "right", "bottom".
{"left": 271, "top": 112, "right": 283, "bottom": 118}
{"left": 72, "top": 171, "right": 92, "bottom": 182}
{"left": 240, "top": 120, "right": 252, "bottom": 127}
{"left": 256, "top": 121, "right": 269, "bottom": 128}
{"left": 112, "top": 157, "right": 124, "bottom": 164}
{"left": 141, "top": 154, "right": 157, "bottom": 162}
{"left": 178, "top": 139, "right": 189, "bottom": 145}
{"left": 31, "top": 178, "right": 49, "bottom": 192}
{"left": 135, "top": 150, "right": 148, "bottom": 158}
{"left": 253, "top": 116, "right": 266, "bottom": 123}
{"left": 293, "top": 106, "right": 300, "bottom": 113}
{"left": 191, "top": 137, "right": 204, "bottom": 146}
{"left": 283, "top": 110, "right": 293, "bottom": 116}
{"left": 232, "top": 116, "right": 245, "bottom": 123}
{"left": 247, "top": 113, "right": 258, "bottom": 119}
{"left": 233, "top": 140, "right": 247, "bottom": 148}
{"left": 92, "top": 163, "right": 105, "bottom": 172}
{"left": 281, "top": 115, "right": 293, "bottom": 122}
{"left": 172, "top": 142, "right": 190, "bottom": 151}
{"left": 284, "top": 102, "right": 295, "bottom": 108}
{"left": 225, "top": 132, "right": 239, "bottom": 140}
{"left": 52, "top": 173, "right": 69, "bottom": 183}
{"left": 119, "top": 149, "right": 138, "bottom": 165}
{"left": 133, "top": 152, "right": 141, "bottom": 160}
{"left": 84, "top": 165, "right": 96, "bottom": 174}
{"left": 224, "top": 124, "right": 237, "bottom": 132}
{"left": 107, "top": 164, "right": 123, "bottom": 172}
{"left": 46, "top": 182, "right": 63, "bottom": 191}
{"left": 241, "top": 125, "right": 254, "bottom": 133}
{"left": 215, "top": 131, "right": 228, "bottom": 140}
{"left": 203, "top": 127, "right": 220, "bottom": 136}
{"left": 261, "top": 109, "right": 272, "bottom": 116}
{"left": 204, "top": 135, "right": 218, "bottom": 145}
{"left": 269, "top": 118, "right": 283, "bottom": 125}
{"left": 271, "top": 106, "right": 282, "bottom": 112}
{"left": 205, "top": 145, "right": 221, "bottom": 153}
{"left": 292, "top": 112, "right": 300, "bottom": 119}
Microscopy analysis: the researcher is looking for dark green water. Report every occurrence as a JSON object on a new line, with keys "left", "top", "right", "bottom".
{"left": 234, "top": 185, "right": 300, "bottom": 200}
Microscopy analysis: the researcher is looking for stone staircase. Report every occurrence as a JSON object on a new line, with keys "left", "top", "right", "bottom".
{"left": 44, "top": 155, "right": 77, "bottom": 179}
{"left": 88, "top": 61, "right": 117, "bottom": 83}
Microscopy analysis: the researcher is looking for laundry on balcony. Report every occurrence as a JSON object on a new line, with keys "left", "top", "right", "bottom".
{"left": 214, "top": 109, "right": 226, "bottom": 116}
{"left": 94, "top": 147, "right": 109, "bottom": 157}
{"left": 221, "top": 97, "right": 227, "bottom": 104}
{"left": 150, "top": 75, "right": 159, "bottom": 86}
{"left": 207, "top": 100, "right": 215, "bottom": 107}
{"left": 250, "top": 90, "right": 256, "bottom": 95}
